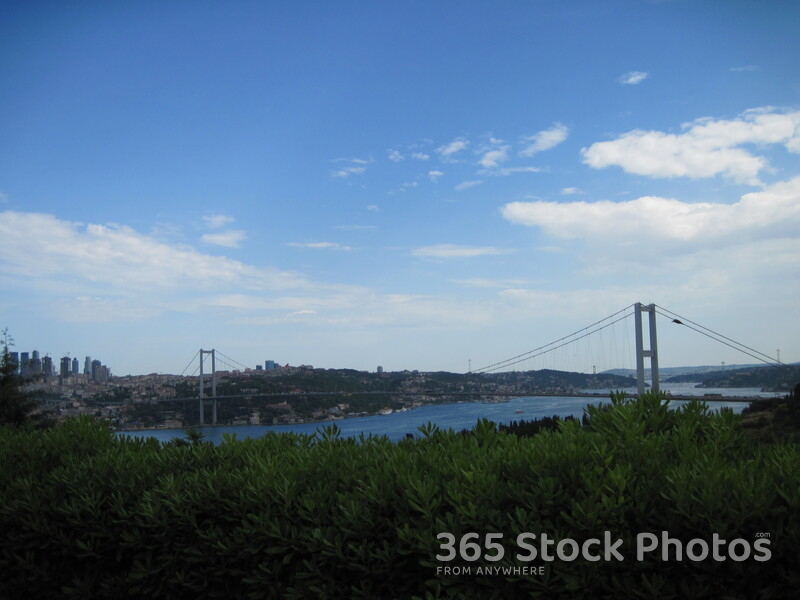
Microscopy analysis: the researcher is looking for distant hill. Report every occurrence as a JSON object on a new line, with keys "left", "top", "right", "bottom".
{"left": 663, "top": 364, "right": 800, "bottom": 393}
{"left": 603, "top": 364, "right": 767, "bottom": 378}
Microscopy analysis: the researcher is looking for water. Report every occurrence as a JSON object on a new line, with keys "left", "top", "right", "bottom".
{"left": 118, "top": 384, "right": 775, "bottom": 445}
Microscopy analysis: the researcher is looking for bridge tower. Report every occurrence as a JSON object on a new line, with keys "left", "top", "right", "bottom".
{"left": 198, "top": 349, "right": 217, "bottom": 425}
{"left": 634, "top": 303, "right": 660, "bottom": 395}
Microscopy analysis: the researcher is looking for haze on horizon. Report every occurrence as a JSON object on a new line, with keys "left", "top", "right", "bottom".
{"left": 1, "top": 1, "right": 798, "bottom": 376}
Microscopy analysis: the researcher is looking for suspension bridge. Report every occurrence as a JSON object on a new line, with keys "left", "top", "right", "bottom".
{"left": 174, "top": 303, "right": 788, "bottom": 425}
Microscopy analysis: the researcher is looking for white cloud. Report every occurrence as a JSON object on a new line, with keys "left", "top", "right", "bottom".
{"left": 335, "top": 224, "right": 377, "bottom": 231}
{"left": 331, "top": 157, "right": 372, "bottom": 178}
{"left": 288, "top": 241, "right": 353, "bottom": 251}
{"left": 618, "top": 71, "right": 649, "bottom": 85}
{"left": 412, "top": 244, "right": 510, "bottom": 258}
{"left": 493, "top": 166, "right": 543, "bottom": 176}
{"left": 0, "top": 211, "right": 307, "bottom": 293}
{"left": 479, "top": 146, "right": 510, "bottom": 168}
{"left": 437, "top": 138, "right": 469, "bottom": 158}
{"left": 367, "top": 204, "right": 379, "bottom": 212}
{"left": 387, "top": 149, "right": 404, "bottom": 162}
{"left": 331, "top": 165, "right": 367, "bottom": 178}
{"left": 560, "top": 187, "right": 582, "bottom": 195}
{"left": 501, "top": 176, "right": 800, "bottom": 245}
{"left": 451, "top": 277, "right": 545, "bottom": 288}
{"left": 581, "top": 108, "right": 800, "bottom": 185}
{"left": 201, "top": 230, "right": 247, "bottom": 248}
{"left": 202, "top": 214, "right": 235, "bottom": 229}
{"left": 454, "top": 180, "right": 483, "bottom": 191}
{"left": 412, "top": 152, "right": 430, "bottom": 160}
{"left": 520, "top": 123, "right": 569, "bottom": 157}
{"left": 428, "top": 170, "right": 444, "bottom": 182}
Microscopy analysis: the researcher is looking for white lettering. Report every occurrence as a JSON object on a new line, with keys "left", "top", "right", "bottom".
{"left": 637, "top": 532, "right": 658, "bottom": 560}
{"left": 754, "top": 539, "right": 772, "bottom": 562}
{"left": 556, "top": 538, "right": 580, "bottom": 561}
{"left": 604, "top": 531, "right": 624, "bottom": 561}
{"left": 686, "top": 539, "right": 709, "bottom": 561}
{"left": 728, "top": 539, "right": 751, "bottom": 561}
{"left": 583, "top": 538, "right": 601, "bottom": 562}
{"left": 516, "top": 533, "right": 537, "bottom": 561}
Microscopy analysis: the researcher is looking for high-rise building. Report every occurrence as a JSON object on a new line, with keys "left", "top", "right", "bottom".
{"left": 8, "top": 352, "right": 19, "bottom": 375}
{"left": 265, "top": 360, "right": 276, "bottom": 370}
{"left": 84, "top": 356, "right": 91, "bottom": 375}
{"left": 42, "top": 355, "right": 54, "bottom": 377}
{"left": 60, "top": 356, "right": 71, "bottom": 378}
{"left": 72, "top": 357, "right": 79, "bottom": 374}
{"left": 20, "top": 352, "right": 29, "bottom": 376}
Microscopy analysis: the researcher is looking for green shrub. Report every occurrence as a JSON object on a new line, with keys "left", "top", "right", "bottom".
{"left": 0, "top": 396, "right": 798, "bottom": 599}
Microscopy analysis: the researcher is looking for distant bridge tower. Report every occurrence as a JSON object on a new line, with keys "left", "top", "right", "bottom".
{"left": 198, "top": 349, "right": 217, "bottom": 425}
{"left": 634, "top": 303, "right": 660, "bottom": 395}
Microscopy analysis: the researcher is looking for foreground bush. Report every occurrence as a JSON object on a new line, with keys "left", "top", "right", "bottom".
{"left": 1, "top": 395, "right": 798, "bottom": 599}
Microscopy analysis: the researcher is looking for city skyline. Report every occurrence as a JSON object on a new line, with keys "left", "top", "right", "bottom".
{"left": 1, "top": 2, "right": 799, "bottom": 376}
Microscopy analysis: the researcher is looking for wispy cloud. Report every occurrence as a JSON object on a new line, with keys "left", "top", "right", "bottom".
{"left": 437, "top": 138, "right": 469, "bottom": 158}
{"left": 493, "top": 166, "right": 543, "bottom": 176}
{"left": 335, "top": 224, "right": 377, "bottom": 231}
{"left": 288, "top": 241, "right": 353, "bottom": 251}
{"left": 412, "top": 244, "right": 510, "bottom": 258}
{"left": 202, "top": 214, "right": 235, "bottom": 229}
{"left": 560, "top": 187, "right": 582, "bottom": 195}
{"left": 428, "top": 170, "right": 444, "bottom": 182}
{"left": 0, "top": 211, "right": 307, "bottom": 295}
{"left": 454, "top": 180, "right": 483, "bottom": 191}
{"left": 331, "top": 157, "right": 372, "bottom": 178}
{"left": 520, "top": 123, "right": 569, "bottom": 156}
{"left": 451, "top": 277, "right": 545, "bottom": 288}
{"left": 201, "top": 230, "right": 247, "bottom": 248}
{"left": 387, "top": 149, "right": 404, "bottom": 162}
{"left": 729, "top": 65, "right": 759, "bottom": 72}
{"left": 618, "top": 71, "right": 649, "bottom": 85}
{"left": 581, "top": 107, "right": 800, "bottom": 185}
{"left": 479, "top": 146, "right": 510, "bottom": 168}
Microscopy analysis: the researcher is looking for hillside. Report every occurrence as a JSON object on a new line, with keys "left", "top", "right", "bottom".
{"left": 664, "top": 364, "right": 800, "bottom": 393}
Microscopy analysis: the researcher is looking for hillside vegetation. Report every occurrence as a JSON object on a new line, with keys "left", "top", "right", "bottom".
{"left": 1, "top": 394, "right": 798, "bottom": 599}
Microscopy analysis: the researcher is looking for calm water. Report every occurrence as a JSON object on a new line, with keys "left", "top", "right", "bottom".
{"left": 118, "top": 383, "right": 775, "bottom": 445}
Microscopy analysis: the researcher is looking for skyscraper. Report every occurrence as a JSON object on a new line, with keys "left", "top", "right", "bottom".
{"left": 60, "top": 356, "right": 71, "bottom": 378}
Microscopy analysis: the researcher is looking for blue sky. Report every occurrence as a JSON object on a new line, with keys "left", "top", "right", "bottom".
{"left": 1, "top": 0, "right": 798, "bottom": 375}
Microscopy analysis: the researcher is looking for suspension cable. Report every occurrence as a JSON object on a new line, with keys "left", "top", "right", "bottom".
{"left": 179, "top": 350, "right": 200, "bottom": 377}
{"left": 473, "top": 304, "right": 635, "bottom": 373}
{"left": 654, "top": 305, "right": 784, "bottom": 367}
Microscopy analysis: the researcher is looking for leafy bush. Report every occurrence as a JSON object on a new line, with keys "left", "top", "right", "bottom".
{"left": 1, "top": 395, "right": 798, "bottom": 599}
